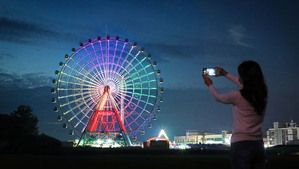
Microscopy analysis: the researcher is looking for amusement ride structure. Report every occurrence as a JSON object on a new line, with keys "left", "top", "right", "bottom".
{"left": 51, "top": 36, "right": 163, "bottom": 147}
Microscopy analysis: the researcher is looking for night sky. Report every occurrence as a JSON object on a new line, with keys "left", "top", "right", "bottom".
{"left": 1, "top": 0, "right": 299, "bottom": 142}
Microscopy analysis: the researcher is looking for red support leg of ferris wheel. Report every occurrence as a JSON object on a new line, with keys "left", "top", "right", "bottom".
{"left": 78, "top": 86, "right": 131, "bottom": 146}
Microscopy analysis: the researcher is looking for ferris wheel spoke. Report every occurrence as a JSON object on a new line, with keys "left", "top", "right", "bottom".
{"left": 60, "top": 72, "right": 98, "bottom": 87}
{"left": 113, "top": 91, "right": 152, "bottom": 115}
{"left": 120, "top": 110, "right": 133, "bottom": 131}
{"left": 118, "top": 51, "right": 141, "bottom": 76}
{"left": 90, "top": 43, "right": 107, "bottom": 83}
{"left": 105, "top": 40, "right": 110, "bottom": 82}
{"left": 58, "top": 92, "right": 81, "bottom": 100}
{"left": 59, "top": 92, "right": 98, "bottom": 109}
{"left": 99, "top": 41, "right": 107, "bottom": 81}
{"left": 122, "top": 57, "right": 148, "bottom": 78}
{"left": 63, "top": 99, "right": 89, "bottom": 115}
{"left": 125, "top": 79, "right": 157, "bottom": 88}
{"left": 115, "top": 91, "right": 154, "bottom": 109}
{"left": 130, "top": 71, "right": 155, "bottom": 82}
{"left": 116, "top": 46, "right": 134, "bottom": 74}
{"left": 108, "top": 40, "right": 118, "bottom": 79}
{"left": 58, "top": 87, "right": 96, "bottom": 91}
{"left": 74, "top": 98, "right": 98, "bottom": 129}
{"left": 81, "top": 61, "right": 105, "bottom": 85}
{"left": 58, "top": 80, "right": 97, "bottom": 89}
{"left": 68, "top": 97, "right": 95, "bottom": 122}
{"left": 70, "top": 98, "right": 95, "bottom": 124}
{"left": 58, "top": 89, "right": 96, "bottom": 100}
{"left": 113, "top": 42, "right": 126, "bottom": 74}
{"left": 60, "top": 96, "right": 84, "bottom": 107}
{"left": 126, "top": 109, "right": 145, "bottom": 129}
{"left": 64, "top": 64, "right": 102, "bottom": 86}
{"left": 87, "top": 67, "right": 106, "bottom": 86}
{"left": 125, "top": 87, "right": 157, "bottom": 90}
{"left": 125, "top": 91, "right": 156, "bottom": 99}
{"left": 84, "top": 63, "right": 104, "bottom": 84}
{"left": 113, "top": 96, "right": 140, "bottom": 117}
{"left": 125, "top": 64, "right": 152, "bottom": 81}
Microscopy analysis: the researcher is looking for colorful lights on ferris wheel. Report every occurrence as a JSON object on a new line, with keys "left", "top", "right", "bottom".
{"left": 52, "top": 35, "right": 163, "bottom": 146}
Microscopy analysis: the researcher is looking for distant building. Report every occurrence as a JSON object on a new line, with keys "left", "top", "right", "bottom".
{"left": 144, "top": 137, "right": 169, "bottom": 149}
{"left": 174, "top": 130, "right": 232, "bottom": 145}
{"left": 267, "top": 120, "right": 299, "bottom": 146}
{"left": 144, "top": 129, "right": 170, "bottom": 149}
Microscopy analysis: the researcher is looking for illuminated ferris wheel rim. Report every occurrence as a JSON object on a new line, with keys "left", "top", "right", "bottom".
{"left": 52, "top": 35, "right": 163, "bottom": 140}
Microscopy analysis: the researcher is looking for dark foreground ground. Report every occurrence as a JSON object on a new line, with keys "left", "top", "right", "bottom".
{"left": 1, "top": 146, "right": 299, "bottom": 169}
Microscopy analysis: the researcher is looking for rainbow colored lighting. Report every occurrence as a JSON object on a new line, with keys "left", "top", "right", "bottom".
{"left": 53, "top": 36, "right": 162, "bottom": 147}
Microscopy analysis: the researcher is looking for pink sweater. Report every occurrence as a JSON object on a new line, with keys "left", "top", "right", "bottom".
{"left": 208, "top": 73, "right": 264, "bottom": 143}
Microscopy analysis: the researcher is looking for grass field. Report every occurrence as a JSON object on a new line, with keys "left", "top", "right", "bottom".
{"left": 1, "top": 147, "right": 299, "bottom": 169}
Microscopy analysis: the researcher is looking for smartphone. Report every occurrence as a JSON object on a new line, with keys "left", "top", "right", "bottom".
{"left": 203, "top": 68, "right": 218, "bottom": 76}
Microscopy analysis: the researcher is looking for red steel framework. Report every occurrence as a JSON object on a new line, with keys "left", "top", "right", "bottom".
{"left": 78, "top": 86, "right": 131, "bottom": 146}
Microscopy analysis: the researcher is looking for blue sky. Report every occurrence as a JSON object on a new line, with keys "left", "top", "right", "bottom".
{"left": 0, "top": 0, "right": 299, "bottom": 141}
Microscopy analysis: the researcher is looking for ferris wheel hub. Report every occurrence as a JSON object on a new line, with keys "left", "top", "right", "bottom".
{"left": 104, "top": 85, "right": 110, "bottom": 92}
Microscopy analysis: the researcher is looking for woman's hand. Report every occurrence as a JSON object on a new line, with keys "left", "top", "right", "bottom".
{"left": 216, "top": 67, "right": 228, "bottom": 77}
{"left": 202, "top": 74, "right": 213, "bottom": 87}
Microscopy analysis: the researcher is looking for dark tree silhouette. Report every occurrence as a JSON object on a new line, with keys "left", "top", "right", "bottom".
{"left": 1, "top": 105, "right": 61, "bottom": 153}
{"left": 10, "top": 105, "right": 39, "bottom": 136}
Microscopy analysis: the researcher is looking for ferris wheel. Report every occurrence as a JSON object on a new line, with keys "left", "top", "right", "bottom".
{"left": 51, "top": 35, "right": 163, "bottom": 147}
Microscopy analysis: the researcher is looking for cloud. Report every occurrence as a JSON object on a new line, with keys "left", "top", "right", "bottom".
{"left": 147, "top": 40, "right": 257, "bottom": 62}
{"left": 0, "top": 71, "right": 53, "bottom": 89}
{"left": 0, "top": 16, "right": 80, "bottom": 43}
{"left": 0, "top": 16, "right": 59, "bottom": 43}
{"left": 229, "top": 25, "right": 251, "bottom": 47}
{"left": 146, "top": 43, "right": 199, "bottom": 60}
{"left": 0, "top": 52, "right": 15, "bottom": 60}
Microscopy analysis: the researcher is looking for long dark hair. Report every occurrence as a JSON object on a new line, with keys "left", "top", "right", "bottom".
{"left": 238, "top": 60, "right": 268, "bottom": 115}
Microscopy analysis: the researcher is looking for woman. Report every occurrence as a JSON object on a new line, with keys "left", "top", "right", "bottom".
{"left": 202, "top": 60, "right": 267, "bottom": 169}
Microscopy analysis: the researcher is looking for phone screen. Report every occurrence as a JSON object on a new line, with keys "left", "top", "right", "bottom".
{"left": 203, "top": 68, "right": 217, "bottom": 76}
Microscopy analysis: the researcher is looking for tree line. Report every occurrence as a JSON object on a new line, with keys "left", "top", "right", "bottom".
{"left": 0, "top": 105, "right": 61, "bottom": 153}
